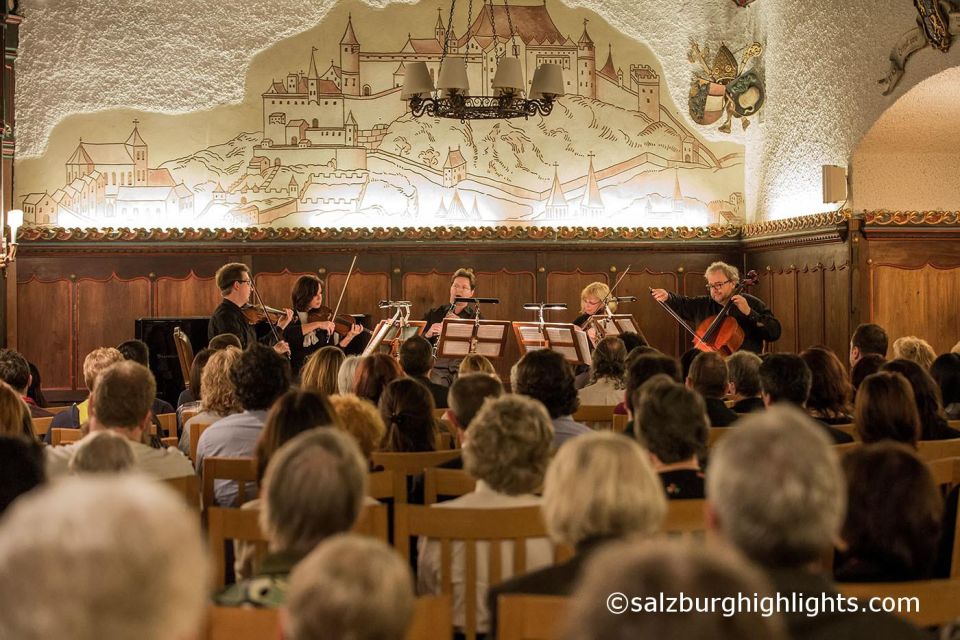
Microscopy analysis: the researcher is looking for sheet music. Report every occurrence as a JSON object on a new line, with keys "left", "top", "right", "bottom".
{"left": 444, "top": 322, "right": 475, "bottom": 339}
{"left": 441, "top": 341, "right": 471, "bottom": 357}
{"left": 575, "top": 329, "right": 593, "bottom": 366}
{"left": 475, "top": 341, "right": 501, "bottom": 357}
{"left": 477, "top": 324, "right": 505, "bottom": 340}
{"left": 519, "top": 325, "right": 546, "bottom": 342}
{"left": 616, "top": 318, "right": 639, "bottom": 334}
{"left": 545, "top": 327, "right": 569, "bottom": 342}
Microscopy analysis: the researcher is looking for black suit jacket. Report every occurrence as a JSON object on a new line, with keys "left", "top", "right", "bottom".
{"left": 704, "top": 397, "right": 739, "bottom": 427}
{"left": 732, "top": 396, "right": 765, "bottom": 414}
{"left": 413, "top": 375, "right": 449, "bottom": 409}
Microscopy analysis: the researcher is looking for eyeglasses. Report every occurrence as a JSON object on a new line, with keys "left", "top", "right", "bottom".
{"left": 705, "top": 280, "right": 733, "bottom": 291}
{"left": 236, "top": 279, "right": 252, "bottom": 286}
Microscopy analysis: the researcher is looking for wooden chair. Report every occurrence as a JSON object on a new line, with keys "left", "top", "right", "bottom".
{"left": 392, "top": 504, "right": 554, "bottom": 640}
{"left": 661, "top": 498, "right": 707, "bottom": 538}
{"left": 831, "top": 422, "right": 859, "bottom": 441}
{"left": 497, "top": 594, "right": 568, "bottom": 640}
{"left": 424, "top": 467, "right": 476, "bottom": 505}
{"left": 181, "top": 406, "right": 200, "bottom": 424}
{"left": 162, "top": 474, "right": 201, "bottom": 512}
{"left": 833, "top": 442, "right": 861, "bottom": 457}
{"left": 31, "top": 416, "right": 54, "bottom": 438}
{"left": 160, "top": 436, "right": 179, "bottom": 448}
{"left": 572, "top": 405, "right": 615, "bottom": 429}
{"left": 950, "top": 420, "right": 960, "bottom": 430}
{"left": 707, "top": 427, "right": 734, "bottom": 447}
{"left": 927, "top": 457, "right": 960, "bottom": 578}
{"left": 436, "top": 429, "right": 455, "bottom": 450}
{"left": 612, "top": 413, "right": 629, "bottom": 433}
{"left": 353, "top": 502, "right": 390, "bottom": 543}
{"left": 371, "top": 450, "right": 462, "bottom": 475}
{"left": 918, "top": 438, "right": 960, "bottom": 462}
{"left": 840, "top": 579, "right": 960, "bottom": 627}
{"left": 204, "top": 605, "right": 279, "bottom": 640}
{"left": 406, "top": 595, "right": 454, "bottom": 640}
{"left": 201, "top": 457, "right": 257, "bottom": 512}
{"left": 50, "top": 427, "right": 82, "bottom": 445}
{"left": 156, "top": 412, "right": 177, "bottom": 437}
{"left": 173, "top": 326, "right": 195, "bottom": 391}
{"left": 45, "top": 406, "right": 71, "bottom": 415}
{"left": 369, "top": 469, "right": 407, "bottom": 504}
{"left": 433, "top": 407, "right": 449, "bottom": 420}
{"left": 189, "top": 422, "right": 214, "bottom": 462}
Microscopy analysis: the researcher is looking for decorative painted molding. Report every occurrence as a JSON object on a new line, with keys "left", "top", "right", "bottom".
{"left": 740, "top": 210, "right": 851, "bottom": 238}
{"left": 863, "top": 210, "right": 960, "bottom": 225}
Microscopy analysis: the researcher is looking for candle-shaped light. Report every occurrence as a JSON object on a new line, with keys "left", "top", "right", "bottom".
{"left": 7, "top": 209, "right": 22, "bottom": 246}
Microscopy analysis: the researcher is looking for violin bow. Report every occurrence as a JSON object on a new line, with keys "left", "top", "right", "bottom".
{"left": 331, "top": 255, "right": 357, "bottom": 321}
{"left": 648, "top": 287, "right": 711, "bottom": 350}
{"left": 249, "top": 277, "right": 287, "bottom": 355}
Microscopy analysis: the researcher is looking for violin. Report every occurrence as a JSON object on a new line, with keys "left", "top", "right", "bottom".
{"left": 241, "top": 303, "right": 288, "bottom": 325}
{"left": 307, "top": 305, "right": 371, "bottom": 338}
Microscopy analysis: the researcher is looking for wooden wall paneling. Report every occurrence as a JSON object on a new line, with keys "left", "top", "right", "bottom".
{"left": 155, "top": 272, "right": 222, "bottom": 318}
{"left": 822, "top": 263, "right": 851, "bottom": 360}
{"left": 75, "top": 275, "right": 151, "bottom": 390}
{"left": 617, "top": 270, "right": 679, "bottom": 357}
{"left": 544, "top": 270, "right": 608, "bottom": 323}
{"left": 402, "top": 271, "right": 451, "bottom": 321}
{"left": 17, "top": 277, "right": 73, "bottom": 391}
{"left": 870, "top": 263, "right": 960, "bottom": 356}
{"left": 473, "top": 270, "right": 536, "bottom": 382}
{"left": 253, "top": 270, "right": 311, "bottom": 311}
{"left": 769, "top": 270, "right": 798, "bottom": 352}
{"left": 326, "top": 271, "right": 390, "bottom": 328}
{"left": 795, "top": 267, "right": 825, "bottom": 351}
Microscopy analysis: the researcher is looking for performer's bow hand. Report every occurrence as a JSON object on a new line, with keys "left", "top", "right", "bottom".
{"left": 731, "top": 295, "right": 751, "bottom": 316}
{"left": 650, "top": 289, "right": 668, "bottom": 303}
{"left": 273, "top": 340, "right": 291, "bottom": 356}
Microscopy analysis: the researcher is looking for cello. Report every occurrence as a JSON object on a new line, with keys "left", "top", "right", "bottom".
{"left": 650, "top": 270, "right": 760, "bottom": 356}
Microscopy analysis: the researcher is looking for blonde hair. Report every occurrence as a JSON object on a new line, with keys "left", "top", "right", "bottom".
{"left": 301, "top": 346, "right": 345, "bottom": 396}
{"left": 0, "top": 380, "right": 28, "bottom": 439}
{"left": 580, "top": 281, "right": 617, "bottom": 313}
{"left": 327, "top": 394, "right": 386, "bottom": 460}
{"left": 200, "top": 347, "right": 242, "bottom": 416}
{"left": 69, "top": 430, "right": 135, "bottom": 474}
{"left": 337, "top": 356, "right": 362, "bottom": 395}
{"left": 705, "top": 261, "right": 740, "bottom": 283}
{"left": 892, "top": 336, "right": 936, "bottom": 370}
{"left": 543, "top": 432, "right": 665, "bottom": 547}
{"left": 82, "top": 347, "right": 124, "bottom": 390}
{"left": 458, "top": 354, "right": 497, "bottom": 377}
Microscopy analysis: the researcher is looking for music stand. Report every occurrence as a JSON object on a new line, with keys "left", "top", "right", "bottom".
{"left": 585, "top": 314, "right": 646, "bottom": 342}
{"left": 435, "top": 318, "right": 511, "bottom": 359}
{"left": 511, "top": 322, "right": 592, "bottom": 366}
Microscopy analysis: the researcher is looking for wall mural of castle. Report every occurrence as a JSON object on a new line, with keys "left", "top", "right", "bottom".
{"left": 16, "top": 1, "right": 745, "bottom": 229}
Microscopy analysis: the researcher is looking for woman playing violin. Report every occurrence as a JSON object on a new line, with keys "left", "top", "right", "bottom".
{"left": 650, "top": 261, "right": 781, "bottom": 354}
{"left": 572, "top": 281, "right": 618, "bottom": 347}
{"left": 284, "top": 275, "right": 365, "bottom": 375}
{"left": 208, "top": 262, "right": 292, "bottom": 356}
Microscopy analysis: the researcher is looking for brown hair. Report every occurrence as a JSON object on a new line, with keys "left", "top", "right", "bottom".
{"left": 451, "top": 267, "right": 476, "bottom": 290}
{"left": 300, "top": 346, "right": 345, "bottom": 396}
{"left": 215, "top": 262, "right": 250, "bottom": 294}
{"left": 353, "top": 355, "right": 403, "bottom": 406}
{"left": 801, "top": 346, "right": 852, "bottom": 418}
{"left": 378, "top": 378, "right": 438, "bottom": 453}
{"left": 91, "top": 361, "right": 156, "bottom": 430}
{"left": 291, "top": 274, "right": 322, "bottom": 313}
{"left": 855, "top": 372, "right": 921, "bottom": 447}
{"left": 687, "top": 351, "right": 728, "bottom": 399}
{"left": 256, "top": 389, "right": 340, "bottom": 484}
{"left": 0, "top": 380, "right": 30, "bottom": 439}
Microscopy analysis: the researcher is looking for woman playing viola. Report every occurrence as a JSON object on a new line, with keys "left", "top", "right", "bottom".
{"left": 572, "top": 281, "right": 617, "bottom": 347}
{"left": 283, "top": 275, "right": 365, "bottom": 375}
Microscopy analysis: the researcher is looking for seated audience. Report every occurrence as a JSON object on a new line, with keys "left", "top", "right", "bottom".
{"left": 208, "top": 332, "right": 243, "bottom": 350}
{"left": 577, "top": 336, "right": 627, "bottom": 405}
{"left": 849, "top": 322, "right": 888, "bottom": 367}
{"left": 300, "top": 345, "right": 345, "bottom": 396}
{"left": 175, "top": 347, "right": 213, "bottom": 423}
{"left": 759, "top": 353, "right": 853, "bottom": 443}
{"left": 512, "top": 349, "right": 590, "bottom": 448}
{"left": 726, "top": 351, "right": 764, "bottom": 413}
{"left": 286, "top": 535, "right": 415, "bottom": 640}
{"left": 215, "top": 429, "right": 367, "bottom": 606}
{"left": 614, "top": 351, "right": 681, "bottom": 420}
{"left": 882, "top": 358, "right": 960, "bottom": 439}
{"left": 418, "top": 394, "right": 554, "bottom": 635}
{"left": 399, "top": 335, "right": 449, "bottom": 408}
{"left": 687, "top": 351, "right": 738, "bottom": 426}
{"left": 26, "top": 361, "right": 46, "bottom": 409}
{"left": 563, "top": 541, "right": 785, "bottom": 640}
{"left": 488, "top": 432, "right": 666, "bottom": 635}
{"left": 855, "top": 372, "right": 922, "bottom": 447}
{"left": 892, "top": 335, "right": 936, "bottom": 370}
{"left": 679, "top": 347, "right": 700, "bottom": 383}
{"left": 618, "top": 331, "right": 647, "bottom": 353}
{"left": 46, "top": 361, "right": 194, "bottom": 480}
{"left": 0, "top": 476, "right": 208, "bottom": 640}
{"left": 448, "top": 373, "right": 505, "bottom": 441}
{"left": 327, "top": 394, "right": 386, "bottom": 465}
{"left": 634, "top": 374, "right": 708, "bottom": 499}
{"left": 0, "top": 436, "right": 44, "bottom": 515}
{"left": 178, "top": 346, "right": 243, "bottom": 456}
{"left": 835, "top": 443, "right": 942, "bottom": 582}
{"left": 48, "top": 346, "right": 124, "bottom": 438}
{"left": 706, "top": 405, "right": 925, "bottom": 640}
{"left": 931, "top": 352, "right": 960, "bottom": 419}
{"left": 68, "top": 430, "right": 136, "bottom": 474}
{"left": 117, "top": 338, "right": 175, "bottom": 417}
{"left": 0, "top": 380, "right": 34, "bottom": 440}
{"left": 0, "top": 348, "right": 51, "bottom": 418}
{"left": 378, "top": 377, "right": 439, "bottom": 453}
{"left": 801, "top": 346, "right": 853, "bottom": 424}
{"left": 196, "top": 343, "right": 291, "bottom": 506}
{"left": 458, "top": 353, "right": 497, "bottom": 377}
{"left": 851, "top": 353, "right": 886, "bottom": 397}
{"left": 337, "top": 355, "right": 362, "bottom": 395}
{"left": 353, "top": 354, "right": 403, "bottom": 406}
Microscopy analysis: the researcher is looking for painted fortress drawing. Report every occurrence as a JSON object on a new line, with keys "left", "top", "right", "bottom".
{"left": 17, "top": 1, "right": 745, "bottom": 229}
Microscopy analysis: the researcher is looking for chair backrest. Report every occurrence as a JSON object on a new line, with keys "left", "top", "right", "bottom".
{"left": 833, "top": 442, "right": 861, "bottom": 457}
{"left": 406, "top": 595, "right": 454, "bottom": 640}
{"left": 497, "top": 594, "right": 568, "bottom": 640}
{"left": 424, "top": 467, "right": 476, "bottom": 505}
{"left": 353, "top": 502, "right": 390, "bottom": 544}
{"left": 371, "top": 449, "right": 462, "bottom": 475}
{"left": 839, "top": 579, "right": 960, "bottom": 627}
{"left": 950, "top": 419, "right": 960, "bottom": 430}
{"left": 160, "top": 436, "right": 179, "bottom": 448}
{"left": 156, "top": 412, "right": 177, "bottom": 437}
{"left": 189, "top": 422, "right": 214, "bottom": 462}
{"left": 44, "top": 405, "right": 71, "bottom": 415}
{"left": 831, "top": 422, "right": 859, "bottom": 441}
{"left": 927, "top": 457, "right": 960, "bottom": 578}
{"left": 173, "top": 326, "right": 195, "bottom": 391}
{"left": 661, "top": 498, "right": 707, "bottom": 538}
{"left": 162, "top": 474, "right": 201, "bottom": 512}
{"left": 368, "top": 469, "right": 407, "bottom": 503}
{"left": 204, "top": 605, "right": 279, "bottom": 640}
{"left": 572, "top": 404, "right": 615, "bottom": 424}
{"left": 392, "top": 504, "right": 553, "bottom": 640}
{"left": 433, "top": 407, "right": 448, "bottom": 420}
{"left": 50, "top": 427, "right": 82, "bottom": 446}
{"left": 612, "top": 413, "right": 629, "bottom": 433}
{"left": 31, "top": 416, "right": 54, "bottom": 438}
{"left": 918, "top": 438, "right": 960, "bottom": 462}
{"left": 707, "top": 427, "right": 733, "bottom": 447}
{"left": 202, "top": 457, "right": 257, "bottom": 512}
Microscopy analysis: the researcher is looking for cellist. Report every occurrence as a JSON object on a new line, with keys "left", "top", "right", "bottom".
{"left": 650, "top": 261, "right": 780, "bottom": 353}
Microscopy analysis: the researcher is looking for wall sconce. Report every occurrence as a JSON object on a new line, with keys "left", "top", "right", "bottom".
{"left": 1, "top": 208, "right": 22, "bottom": 271}
{"left": 822, "top": 165, "right": 848, "bottom": 203}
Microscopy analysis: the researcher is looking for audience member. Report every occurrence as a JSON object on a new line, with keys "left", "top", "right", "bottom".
{"left": 48, "top": 346, "right": 124, "bottom": 438}
{"left": 851, "top": 353, "right": 885, "bottom": 396}
{"left": 759, "top": 353, "right": 853, "bottom": 443}
{"left": 196, "top": 343, "right": 291, "bottom": 505}
{"left": 801, "top": 347, "right": 853, "bottom": 424}
{"left": 726, "top": 351, "right": 764, "bottom": 413}
{"left": 850, "top": 322, "right": 888, "bottom": 367}
{"left": 327, "top": 394, "right": 386, "bottom": 464}
{"left": 687, "top": 351, "right": 738, "bottom": 426}
{"left": 26, "top": 361, "right": 46, "bottom": 408}
{"left": 399, "top": 335, "right": 449, "bottom": 408}
{"left": 286, "top": 534, "right": 415, "bottom": 640}
{"left": 176, "top": 347, "right": 213, "bottom": 416}
{"left": 215, "top": 429, "right": 366, "bottom": 606}
{"left": 447, "top": 373, "right": 504, "bottom": 440}
{"left": 616, "top": 351, "right": 682, "bottom": 421}
{"left": 706, "top": 405, "right": 924, "bottom": 640}
{"left": 337, "top": 355, "right": 361, "bottom": 394}
{"left": 353, "top": 354, "right": 403, "bottom": 406}
{"left": 457, "top": 353, "right": 497, "bottom": 377}
{"left": 117, "top": 338, "right": 175, "bottom": 416}
{"left": 489, "top": 432, "right": 666, "bottom": 635}
{"left": 0, "top": 348, "right": 51, "bottom": 418}
{"left": 835, "top": 443, "right": 941, "bottom": 582}
{"left": 418, "top": 394, "right": 554, "bottom": 635}
{"left": 68, "top": 430, "right": 136, "bottom": 474}
{"left": 0, "top": 476, "right": 208, "bottom": 640}
{"left": 255, "top": 389, "right": 340, "bottom": 484}
{"left": 512, "top": 349, "right": 590, "bottom": 448}
{"left": 892, "top": 336, "right": 936, "bottom": 370}
{"left": 931, "top": 352, "right": 960, "bottom": 419}
{"left": 208, "top": 332, "right": 243, "bottom": 351}
{"left": 300, "top": 345, "right": 345, "bottom": 396}
{"left": 178, "top": 346, "right": 243, "bottom": 456}
{"left": 855, "top": 372, "right": 921, "bottom": 447}
{"left": 562, "top": 541, "right": 785, "bottom": 640}
{"left": 577, "top": 336, "right": 626, "bottom": 405}
{"left": 0, "top": 436, "right": 44, "bottom": 515}
{"left": 679, "top": 347, "right": 700, "bottom": 383}
{"left": 378, "top": 377, "right": 439, "bottom": 453}
{"left": 46, "top": 361, "right": 194, "bottom": 480}
{"left": 882, "top": 358, "right": 960, "bottom": 439}
{"left": 634, "top": 374, "right": 708, "bottom": 499}
{"left": 0, "top": 380, "right": 34, "bottom": 440}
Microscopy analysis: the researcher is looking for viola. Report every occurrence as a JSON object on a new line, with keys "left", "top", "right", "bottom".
{"left": 307, "top": 305, "right": 372, "bottom": 338}
{"left": 241, "top": 303, "right": 287, "bottom": 325}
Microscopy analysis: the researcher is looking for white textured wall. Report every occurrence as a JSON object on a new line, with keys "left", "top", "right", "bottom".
{"left": 854, "top": 152, "right": 960, "bottom": 211}
{"left": 15, "top": 0, "right": 960, "bottom": 221}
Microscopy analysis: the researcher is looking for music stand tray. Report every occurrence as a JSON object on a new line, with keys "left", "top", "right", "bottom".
{"left": 585, "top": 314, "right": 646, "bottom": 342}
{"left": 435, "top": 318, "right": 511, "bottom": 359}
{"left": 363, "top": 320, "right": 427, "bottom": 357}
{"left": 511, "top": 322, "right": 592, "bottom": 366}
